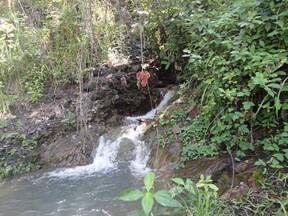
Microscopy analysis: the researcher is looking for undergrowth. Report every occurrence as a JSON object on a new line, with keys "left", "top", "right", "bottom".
{"left": 143, "top": 0, "right": 288, "bottom": 171}
{"left": 142, "top": 0, "right": 288, "bottom": 215}
{"left": 0, "top": 0, "right": 127, "bottom": 108}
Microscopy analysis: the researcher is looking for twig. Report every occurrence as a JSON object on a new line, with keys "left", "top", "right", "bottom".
{"left": 102, "top": 209, "right": 112, "bottom": 216}
{"left": 250, "top": 111, "right": 254, "bottom": 145}
{"left": 17, "top": 0, "right": 27, "bottom": 17}
{"left": 204, "top": 107, "right": 226, "bottom": 139}
{"left": 229, "top": 150, "right": 235, "bottom": 189}
{"left": 155, "top": 124, "right": 160, "bottom": 166}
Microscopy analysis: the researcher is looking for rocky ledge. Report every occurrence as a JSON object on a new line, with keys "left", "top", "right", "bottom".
{"left": 0, "top": 60, "right": 165, "bottom": 179}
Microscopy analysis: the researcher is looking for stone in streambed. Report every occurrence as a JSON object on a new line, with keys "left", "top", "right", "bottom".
{"left": 116, "top": 138, "right": 135, "bottom": 162}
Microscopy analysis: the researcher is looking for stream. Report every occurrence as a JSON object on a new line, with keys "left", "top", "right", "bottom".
{"left": 0, "top": 90, "right": 175, "bottom": 216}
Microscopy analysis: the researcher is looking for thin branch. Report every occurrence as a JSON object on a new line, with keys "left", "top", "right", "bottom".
{"left": 229, "top": 150, "right": 235, "bottom": 189}
{"left": 17, "top": 0, "right": 28, "bottom": 17}
{"left": 102, "top": 209, "right": 112, "bottom": 216}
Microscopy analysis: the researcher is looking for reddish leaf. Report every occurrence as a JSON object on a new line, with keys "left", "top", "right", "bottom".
{"left": 136, "top": 71, "right": 151, "bottom": 89}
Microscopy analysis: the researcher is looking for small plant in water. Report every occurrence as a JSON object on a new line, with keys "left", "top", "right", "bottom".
{"left": 118, "top": 172, "right": 182, "bottom": 216}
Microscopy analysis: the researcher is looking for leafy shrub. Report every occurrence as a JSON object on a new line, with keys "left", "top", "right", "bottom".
{"left": 119, "top": 173, "right": 220, "bottom": 216}
{"left": 142, "top": 0, "right": 288, "bottom": 168}
{"left": 255, "top": 128, "right": 288, "bottom": 170}
{"left": 180, "top": 115, "right": 218, "bottom": 162}
{"left": 171, "top": 175, "right": 220, "bottom": 216}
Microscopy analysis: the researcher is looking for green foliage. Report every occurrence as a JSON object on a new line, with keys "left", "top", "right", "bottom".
{"left": 0, "top": 162, "right": 39, "bottom": 180}
{"left": 0, "top": 11, "right": 49, "bottom": 101}
{"left": 159, "top": 106, "right": 219, "bottom": 161}
{"left": 180, "top": 115, "right": 218, "bottom": 162}
{"left": 170, "top": 175, "right": 220, "bottom": 216}
{"left": 119, "top": 173, "right": 221, "bottom": 216}
{"left": 61, "top": 111, "right": 76, "bottom": 126}
{"left": 0, "top": 131, "right": 38, "bottom": 179}
{"left": 0, "top": 131, "right": 37, "bottom": 149}
{"left": 0, "top": 0, "right": 125, "bottom": 103}
{"left": 210, "top": 108, "right": 253, "bottom": 160}
{"left": 143, "top": 0, "right": 288, "bottom": 170}
{"left": 119, "top": 172, "right": 182, "bottom": 216}
{"left": 255, "top": 129, "right": 288, "bottom": 170}
{"left": 159, "top": 107, "right": 188, "bottom": 126}
{"left": 0, "top": 117, "right": 9, "bottom": 129}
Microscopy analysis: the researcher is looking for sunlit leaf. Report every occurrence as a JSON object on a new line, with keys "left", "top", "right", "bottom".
{"left": 144, "top": 172, "right": 155, "bottom": 192}
{"left": 141, "top": 192, "right": 154, "bottom": 215}
{"left": 171, "top": 178, "right": 185, "bottom": 186}
{"left": 119, "top": 189, "right": 143, "bottom": 201}
{"left": 154, "top": 190, "right": 183, "bottom": 208}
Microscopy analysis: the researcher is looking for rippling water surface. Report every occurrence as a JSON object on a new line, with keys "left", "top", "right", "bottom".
{"left": 0, "top": 90, "right": 175, "bottom": 216}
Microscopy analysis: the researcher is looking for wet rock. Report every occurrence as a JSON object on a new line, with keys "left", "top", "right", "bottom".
{"left": 40, "top": 132, "right": 98, "bottom": 168}
{"left": 178, "top": 157, "right": 230, "bottom": 180}
{"left": 116, "top": 138, "right": 136, "bottom": 162}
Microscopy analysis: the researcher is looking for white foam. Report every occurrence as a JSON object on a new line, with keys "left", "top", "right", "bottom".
{"left": 126, "top": 90, "right": 175, "bottom": 122}
{"left": 48, "top": 136, "right": 121, "bottom": 178}
{"left": 129, "top": 139, "right": 151, "bottom": 177}
{"left": 47, "top": 90, "right": 174, "bottom": 178}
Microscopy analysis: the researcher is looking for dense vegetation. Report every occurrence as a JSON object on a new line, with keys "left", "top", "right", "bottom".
{"left": 143, "top": 0, "right": 288, "bottom": 168}
{"left": 138, "top": 0, "right": 288, "bottom": 215}
{"left": 0, "top": 0, "right": 126, "bottom": 106}
{"left": 1, "top": 0, "right": 288, "bottom": 215}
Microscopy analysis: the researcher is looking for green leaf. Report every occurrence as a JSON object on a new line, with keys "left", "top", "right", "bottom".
{"left": 267, "top": 30, "right": 279, "bottom": 37}
{"left": 171, "top": 178, "right": 185, "bottom": 186}
{"left": 270, "top": 158, "right": 283, "bottom": 169}
{"left": 275, "top": 97, "right": 282, "bottom": 113}
{"left": 283, "top": 149, "right": 288, "bottom": 159}
{"left": 267, "top": 83, "right": 281, "bottom": 89}
{"left": 273, "top": 153, "right": 284, "bottom": 162}
{"left": 184, "top": 179, "right": 195, "bottom": 194}
{"left": 141, "top": 192, "right": 154, "bottom": 215}
{"left": 279, "top": 10, "right": 288, "bottom": 17}
{"left": 208, "top": 184, "right": 219, "bottom": 191}
{"left": 119, "top": 189, "right": 143, "bottom": 201}
{"left": 255, "top": 159, "right": 266, "bottom": 166}
{"left": 144, "top": 172, "right": 155, "bottom": 192}
{"left": 264, "top": 86, "right": 275, "bottom": 97}
{"left": 154, "top": 190, "right": 183, "bottom": 208}
{"left": 237, "top": 89, "right": 250, "bottom": 97}
{"left": 243, "top": 101, "right": 255, "bottom": 110}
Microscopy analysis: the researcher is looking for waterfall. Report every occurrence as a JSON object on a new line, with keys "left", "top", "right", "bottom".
{"left": 47, "top": 90, "right": 175, "bottom": 178}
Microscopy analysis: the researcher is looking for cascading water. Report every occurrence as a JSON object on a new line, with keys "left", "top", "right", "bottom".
{"left": 47, "top": 90, "right": 175, "bottom": 179}
{"left": 0, "top": 90, "right": 174, "bottom": 216}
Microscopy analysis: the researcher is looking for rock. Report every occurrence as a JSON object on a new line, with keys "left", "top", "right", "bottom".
{"left": 116, "top": 138, "right": 136, "bottom": 162}
{"left": 234, "top": 160, "right": 254, "bottom": 173}
{"left": 178, "top": 157, "right": 230, "bottom": 180}
{"left": 221, "top": 182, "right": 249, "bottom": 200}
{"left": 40, "top": 132, "right": 97, "bottom": 168}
